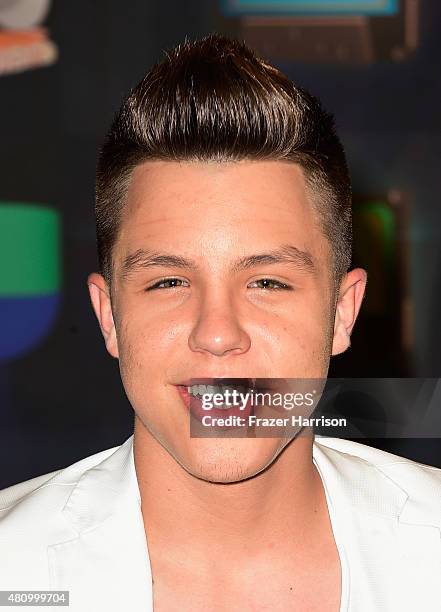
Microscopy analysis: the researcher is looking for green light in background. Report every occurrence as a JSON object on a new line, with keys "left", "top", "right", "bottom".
{"left": 353, "top": 200, "right": 397, "bottom": 315}
{"left": 0, "top": 202, "right": 61, "bottom": 296}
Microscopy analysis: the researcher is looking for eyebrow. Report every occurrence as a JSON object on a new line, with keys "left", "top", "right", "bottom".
{"left": 120, "top": 243, "right": 316, "bottom": 280}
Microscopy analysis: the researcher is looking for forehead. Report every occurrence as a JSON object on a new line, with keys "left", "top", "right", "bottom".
{"left": 115, "top": 160, "right": 329, "bottom": 267}
{"left": 125, "top": 159, "right": 309, "bottom": 206}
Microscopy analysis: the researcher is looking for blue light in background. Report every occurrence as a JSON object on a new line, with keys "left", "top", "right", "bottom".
{"left": 0, "top": 203, "right": 61, "bottom": 362}
{"left": 222, "top": 0, "right": 399, "bottom": 17}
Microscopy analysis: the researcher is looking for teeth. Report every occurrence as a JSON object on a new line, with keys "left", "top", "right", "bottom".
{"left": 186, "top": 384, "right": 253, "bottom": 397}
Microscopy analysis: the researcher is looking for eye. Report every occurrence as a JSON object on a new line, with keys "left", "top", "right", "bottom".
{"left": 248, "top": 278, "right": 292, "bottom": 291}
{"left": 145, "top": 278, "right": 189, "bottom": 291}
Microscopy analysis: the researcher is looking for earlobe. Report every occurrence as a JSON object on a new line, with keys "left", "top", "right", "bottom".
{"left": 87, "top": 272, "right": 119, "bottom": 358}
{"left": 331, "top": 268, "right": 367, "bottom": 356}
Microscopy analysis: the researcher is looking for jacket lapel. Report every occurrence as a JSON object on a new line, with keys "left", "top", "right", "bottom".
{"left": 313, "top": 438, "right": 441, "bottom": 611}
{"left": 48, "top": 436, "right": 153, "bottom": 612}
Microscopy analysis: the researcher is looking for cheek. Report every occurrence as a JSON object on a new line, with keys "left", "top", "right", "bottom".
{"left": 118, "top": 309, "right": 164, "bottom": 355}
{"left": 279, "top": 298, "right": 333, "bottom": 369}
{"left": 116, "top": 317, "right": 155, "bottom": 384}
{"left": 283, "top": 324, "right": 328, "bottom": 362}
{"left": 117, "top": 335, "right": 140, "bottom": 392}
{"left": 116, "top": 311, "right": 180, "bottom": 396}
{"left": 284, "top": 302, "right": 330, "bottom": 344}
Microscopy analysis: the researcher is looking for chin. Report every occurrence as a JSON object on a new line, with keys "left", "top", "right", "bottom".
{"left": 177, "top": 437, "right": 289, "bottom": 484}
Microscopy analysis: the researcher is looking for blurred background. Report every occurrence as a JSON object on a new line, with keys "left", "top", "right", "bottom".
{"left": 1, "top": 0, "right": 440, "bottom": 488}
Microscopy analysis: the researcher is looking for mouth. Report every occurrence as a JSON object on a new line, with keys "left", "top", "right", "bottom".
{"left": 176, "top": 377, "right": 280, "bottom": 396}
{"left": 175, "top": 378, "right": 261, "bottom": 423}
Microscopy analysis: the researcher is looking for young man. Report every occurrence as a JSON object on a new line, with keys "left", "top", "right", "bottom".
{"left": 1, "top": 33, "right": 440, "bottom": 612}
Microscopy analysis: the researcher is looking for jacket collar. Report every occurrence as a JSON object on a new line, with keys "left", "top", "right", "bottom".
{"left": 60, "top": 435, "right": 141, "bottom": 533}
{"left": 48, "top": 436, "right": 153, "bottom": 611}
{"left": 313, "top": 437, "right": 441, "bottom": 610}
{"left": 312, "top": 436, "right": 409, "bottom": 518}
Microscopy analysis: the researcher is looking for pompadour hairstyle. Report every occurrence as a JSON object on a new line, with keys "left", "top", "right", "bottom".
{"left": 96, "top": 32, "right": 352, "bottom": 288}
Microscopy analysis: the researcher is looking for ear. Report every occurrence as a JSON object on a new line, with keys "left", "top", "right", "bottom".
{"left": 331, "top": 268, "right": 367, "bottom": 356}
{"left": 87, "top": 272, "right": 119, "bottom": 358}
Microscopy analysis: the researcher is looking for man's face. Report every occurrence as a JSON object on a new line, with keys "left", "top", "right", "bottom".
{"left": 89, "top": 160, "right": 364, "bottom": 482}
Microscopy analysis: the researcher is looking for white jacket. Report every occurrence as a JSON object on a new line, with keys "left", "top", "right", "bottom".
{"left": 0, "top": 435, "right": 440, "bottom": 611}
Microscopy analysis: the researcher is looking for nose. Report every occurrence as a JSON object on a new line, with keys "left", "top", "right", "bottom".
{"left": 188, "top": 292, "right": 251, "bottom": 357}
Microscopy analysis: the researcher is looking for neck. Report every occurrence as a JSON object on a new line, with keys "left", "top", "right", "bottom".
{"left": 133, "top": 419, "right": 327, "bottom": 571}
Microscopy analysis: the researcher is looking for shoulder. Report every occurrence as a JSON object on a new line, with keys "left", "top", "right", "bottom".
{"left": 315, "top": 436, "right": 441, "bottom": 464}
{"left": 315, "top": 436, "right": 441, "bottom": 480}
{"left": 0, "top": 439, "right": 134, "bottom": 588}
{"left": 315, "top": 437, "right": 441, "bottom": 524}
{"left": 0, "top": 444, "right": 119, "bottom": 519}
{"left": 315, "top": 435, "right": 441, "bottom": 470}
